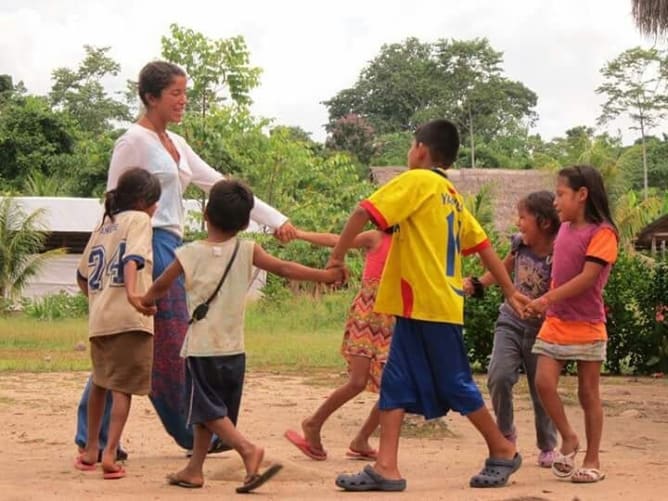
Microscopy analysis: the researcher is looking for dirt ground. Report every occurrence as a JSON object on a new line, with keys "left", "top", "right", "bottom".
{"left": 1, "top": 371, "right": 667, "bottom": 501}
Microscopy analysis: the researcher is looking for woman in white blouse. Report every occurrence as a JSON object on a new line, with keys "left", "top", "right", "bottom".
{"left": 75, "top": 61, "right": 295, "bottom": 457}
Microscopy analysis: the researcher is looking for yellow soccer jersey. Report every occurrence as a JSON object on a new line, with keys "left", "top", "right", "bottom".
{"left": 360, "top": 168, "right": 489, "bottom": 324}
{"left": 78, "top": 210, "right": 154, "bottom": 337}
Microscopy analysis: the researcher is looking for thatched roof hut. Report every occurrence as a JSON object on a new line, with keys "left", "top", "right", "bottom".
{"left": 369, "top": 167, "right": 554, "bottom": 233}
{"left": 634, "top": 213, "right": 668, "bottom": 255}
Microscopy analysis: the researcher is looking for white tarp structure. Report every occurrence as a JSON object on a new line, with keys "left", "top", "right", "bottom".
{"left": 8, "top": 197, "right": 267, "bottom": 300}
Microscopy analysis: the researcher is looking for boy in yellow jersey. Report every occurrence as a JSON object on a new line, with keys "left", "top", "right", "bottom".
{"left": 330, "top": 119, "right": 525, "bottom": 491}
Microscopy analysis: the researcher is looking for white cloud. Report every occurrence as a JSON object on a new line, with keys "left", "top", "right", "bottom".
{"left": 1, "top": 0, "right": 664, "bottom": 143}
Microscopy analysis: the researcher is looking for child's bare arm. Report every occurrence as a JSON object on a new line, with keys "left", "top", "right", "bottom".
{"left": 478, "top": 252, "right": 514, "bottom": 287}
{"left": 296, "top": 229, "right": 378, "bottom": 251}
{"left": 525, "top": 261, "right": 603, "bottom": 316}
{"left": 464, "top": 252, "right": 514, "bottom": 294}
{"left": 328, "top": 207, "right": 371, "bottom": 268}
{"left": 76, "top": 273, "right": 88, "bottom": 297}
{"left": 141, "top": 259, "right": 184, "bottom": 307}
{"left": 124, "top": 260, "right": 157, "bottom": 316}
{"left": 477, "top": 246, "right": 529, "bottom": 315}
{"left": 253, "top": 244, "right": 343, "bottom": 283}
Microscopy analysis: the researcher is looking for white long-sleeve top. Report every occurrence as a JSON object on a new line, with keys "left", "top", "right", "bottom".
{"left": 107, "top": 123, "right": 287, "bottom": 237}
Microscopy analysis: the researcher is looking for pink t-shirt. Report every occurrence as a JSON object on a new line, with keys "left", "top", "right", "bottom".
{"left": 362, "top": 232, "right": 392, "bottom": 282}
{"left": 547, "top": 222, "right": 618, "bottom": 323}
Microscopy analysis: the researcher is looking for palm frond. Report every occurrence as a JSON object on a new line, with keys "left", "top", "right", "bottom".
{"left": 632, "top": 0, "right": 668, "bottom": 37}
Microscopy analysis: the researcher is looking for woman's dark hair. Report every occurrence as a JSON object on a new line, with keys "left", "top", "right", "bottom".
{"left": 205, "top": 179, "right": 255, "bottom": 233}
{"left": 414, "top": 119, "right": 460, "bottom": 166}
{"left": 518, "top": 190, "right": 560, "bottom": 236}
{"left": 103, "top": 168, "right": 161, "bottom": 223}
{"left": 558, "top": 165, "right": 617, "bottom": 232}
{"left": 138, "top": 61, "right": 186, "bottom": 107}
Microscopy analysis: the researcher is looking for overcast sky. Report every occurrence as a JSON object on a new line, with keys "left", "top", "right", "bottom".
{"left": 1, "top": 0, "right": 664, "bottom": 143}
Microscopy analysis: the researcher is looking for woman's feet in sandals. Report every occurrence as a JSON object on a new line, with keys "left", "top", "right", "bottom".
{"left": 552, "top": 436, "right": 580, "bottom": 478}
{"left": 102, "top": 462, "right": 126, "bottom": 480}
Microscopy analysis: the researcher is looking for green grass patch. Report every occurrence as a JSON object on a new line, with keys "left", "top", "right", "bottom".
{"left": 0, "top": 291, "right": 354, "bottom": 373}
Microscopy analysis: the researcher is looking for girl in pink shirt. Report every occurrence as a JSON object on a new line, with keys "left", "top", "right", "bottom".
{"left": 285, "top": 228, "right": 394, "bottom": 460}
{"left": 525, "top": 165, "right": 618, "bottom": 484}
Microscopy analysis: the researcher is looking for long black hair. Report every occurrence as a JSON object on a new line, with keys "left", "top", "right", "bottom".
{"left": 558, "top": 165, "right": 617, "bottom": 232}
{"left": 103, "top": 168, "right": 161, "bottom": 223}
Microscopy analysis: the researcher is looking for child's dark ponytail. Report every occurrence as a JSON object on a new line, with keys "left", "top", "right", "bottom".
{"left": 103, "top": 189, "right": 119, "bottom": 223}
{"left": 102, "top": 168, "right": 161, "bottom": 224}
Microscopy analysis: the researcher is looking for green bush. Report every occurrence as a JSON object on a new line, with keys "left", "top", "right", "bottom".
{"left": 462, "top": 235, "right": 509, "bottom": 371}
{"left": 601, "top": 252, "right": 667, "bottom": 374}
{"left": 24, "top": 291, "right": 88, "bottom": 320}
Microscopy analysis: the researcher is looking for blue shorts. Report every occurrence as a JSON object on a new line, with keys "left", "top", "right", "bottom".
{"left": 379, "top": 317, "right": 484, "bottom": 419}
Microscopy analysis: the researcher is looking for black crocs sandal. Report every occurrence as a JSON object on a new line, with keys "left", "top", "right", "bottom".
{"left": 335, "top": 465, "right": 406, "bottom": 492}
{"left": 469, "top": 453, "right": 522, "bottom": 488}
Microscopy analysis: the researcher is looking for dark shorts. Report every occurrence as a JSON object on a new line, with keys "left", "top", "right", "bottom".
{"left": 379, "top": 317, "right": 484, "bottom": 419}
{"left": 185, "top": 354, "right": 245, "bottom": 426}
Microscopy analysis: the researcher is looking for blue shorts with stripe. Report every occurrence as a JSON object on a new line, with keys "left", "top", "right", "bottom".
{"left": 379, "top": 317, "right": 484, "bottom": 419}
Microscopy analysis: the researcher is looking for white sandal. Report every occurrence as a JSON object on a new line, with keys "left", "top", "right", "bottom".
{"left": 571, "top": 467, "right": 606, "bottom": 483}
{"left": 551, "top": 447, "right": 579, "bottom": 478}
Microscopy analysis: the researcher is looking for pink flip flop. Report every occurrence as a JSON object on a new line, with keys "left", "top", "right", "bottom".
{"left": 346, "top": 448, "right": 378, "bottom": 460}
{"left": 74, "top": 456, "right": 96, "bottom": 472}
{"left": 103, "top": 466, "right": 126, "bottom": 480}
{"left": 284, "top": 429, "right": 327, "bottom": 460}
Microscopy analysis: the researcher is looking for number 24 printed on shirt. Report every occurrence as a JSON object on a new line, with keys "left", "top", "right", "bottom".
{"left": 88, "top": 241, "right": 127, "bottom": 290}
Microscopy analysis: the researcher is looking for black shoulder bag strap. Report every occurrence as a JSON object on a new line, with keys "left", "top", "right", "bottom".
{"left": 189, "top": 239, "right": 240, "bottom": 324}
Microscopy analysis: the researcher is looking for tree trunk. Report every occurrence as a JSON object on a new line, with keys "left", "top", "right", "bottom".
{"left": 640, "top": 118, "right": 648, "bottom": 200}
{"left": 468, "top": 102, "right": 475, "bottom": 169}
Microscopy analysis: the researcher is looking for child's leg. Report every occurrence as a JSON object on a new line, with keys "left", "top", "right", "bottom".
{"left": 168, "top": 424, "right": 211, "bottom": 486}
{"left": 576, "top": 361, "right": 603, "bottom": 469}
{"left": 466, "top": 406, "right": 517, "bottom": 459}
{"left": 205, "top": 416, "right": 264, "bottom": 479}
{"left": 523, "top": 344, "right": 557, "bottom": 452}
{"left": 534, "top": 355, "right": 578, "bottom": 454}
{"left": 350, "top": 401, "right": 380, "bottom": 453}
{"left": 302, "top": 355, "right": 371, "bottom": 450}
{"left": 100, "top": 391, "right": 131, "bottom": 472}
{"left": 81, "top": 382, "right": 108, "bottom": 464}
{"left": 373, "top": 408, "right": 405, "bottom": 480}
{"left": 486, "top": 320, "right": 523, "bottom": 441}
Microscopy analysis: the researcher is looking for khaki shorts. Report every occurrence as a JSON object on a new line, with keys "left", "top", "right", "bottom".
{"left": 532, "top": 338, "right": 607, "bottom": 362}
{"left": 91, "top": 331, "right": 153, "bottom": 395}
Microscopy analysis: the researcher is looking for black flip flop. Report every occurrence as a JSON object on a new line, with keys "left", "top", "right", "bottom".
{"left": 236, "top": 463, "right": 283, "bottom": 493}
{"left": 166, "top": 473, "right": 203, "bottom": 489}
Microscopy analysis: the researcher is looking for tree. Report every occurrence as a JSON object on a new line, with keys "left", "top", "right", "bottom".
{"left": 632, "top": 0, "right": 668, "bottom": 37}
{"left": 0, "top": 197, "right": 61, "bottom": 300}
{"left": 323, "top": 38, "right": 537, "bottom": 168}
{"left": 596, "top": 47, "right": 668, "bottom": 199}
{"left": 618, "top": 134, "right": 668, "bottom": 191}
{"left": 325, "top": 113, "right": 378, "bottom": 166}
{"left": 0, "top": 94, "right": 77, "bottom": 191}
{"left": 161, "top": 23, "right": 261, "bottom": 113}
{"left": 49, "top": 45, "right": 130, "bottom": 135}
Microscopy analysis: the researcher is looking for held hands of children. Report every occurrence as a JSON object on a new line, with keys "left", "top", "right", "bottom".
{"left": 274, "top": 221, "right": 298, "bottom": 243}
{"left": 128, "top": 294, "right": 157, "bottom": 316}
{"left": 523, "top": 295, "right": 549, "bottom": 318}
